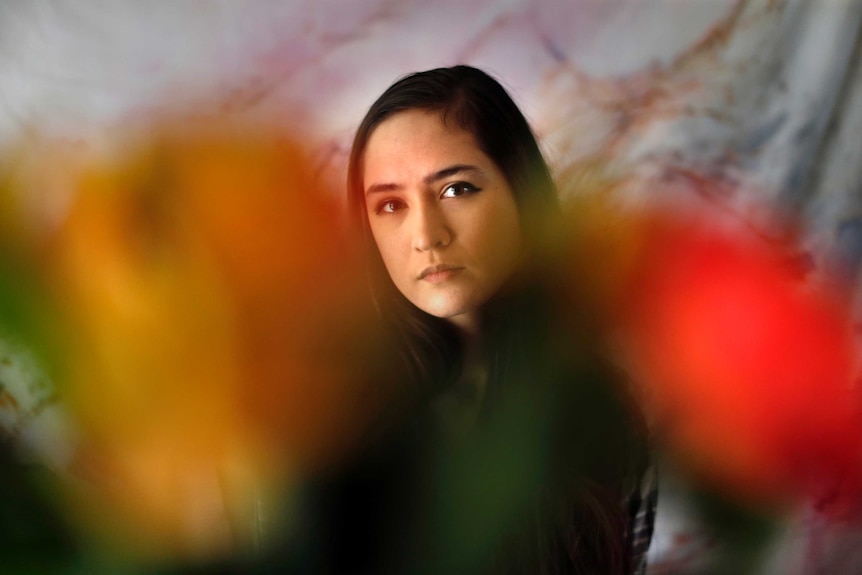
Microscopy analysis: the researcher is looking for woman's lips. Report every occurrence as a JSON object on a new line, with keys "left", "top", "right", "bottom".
{"left": 418, "top": 264, "right": 464, "bottom": 283}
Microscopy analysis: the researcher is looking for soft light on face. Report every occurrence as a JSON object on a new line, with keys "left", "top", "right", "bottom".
{"left": 362, "top": 110, "right": 523, "bottom": 332}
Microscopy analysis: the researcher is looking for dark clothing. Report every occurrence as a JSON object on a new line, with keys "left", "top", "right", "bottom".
{"left": 298, "top": 282, "right": 658, "bottom": 574}
{"left": 300, "top": 368, "right": 657, "bottom": 574}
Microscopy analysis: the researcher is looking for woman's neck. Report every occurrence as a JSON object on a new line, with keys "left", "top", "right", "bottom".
{"left": 446, "top": 312, "right": 486, "bottom": 380}
{"left": 430, "top": 315, "right": 488, "bottom": 437}
{"left": 446, "top": 310, "right": 480, "bottom": 341}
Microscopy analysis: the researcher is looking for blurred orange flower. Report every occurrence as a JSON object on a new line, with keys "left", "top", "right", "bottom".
{"left": 1, "top": 125, "right": 384, "bottom": 560}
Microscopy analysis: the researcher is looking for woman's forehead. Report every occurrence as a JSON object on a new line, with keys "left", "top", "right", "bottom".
{"left": 363, "top": 110, "right": 494, "bottom": 185}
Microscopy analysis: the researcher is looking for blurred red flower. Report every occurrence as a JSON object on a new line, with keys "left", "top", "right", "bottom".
{"left": 620, "top": 214, "right": 861, "bottom": 511}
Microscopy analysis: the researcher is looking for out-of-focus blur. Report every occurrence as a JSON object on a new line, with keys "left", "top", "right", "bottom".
{"left": 554, "top": 191, "right": 862, "bottom": 571}
{"left": 1, "top": 139, "right": 860, "bottom": 574}
{"left": 2, "top": 1, "right": 862, "bottom": 573}
{"left": 617, "top": 211, "right": 859, "bottom": 511}
{"left": 0, "top": 125, "right": 384, "bottom": 565}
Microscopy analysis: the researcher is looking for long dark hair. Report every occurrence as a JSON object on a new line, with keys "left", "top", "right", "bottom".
{"left": 346, "top": 66, "right": 639, "bottom": 574}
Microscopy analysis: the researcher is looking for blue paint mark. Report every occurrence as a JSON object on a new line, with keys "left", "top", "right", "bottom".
{"left": 541, "top": 35, "right": 567, "bottom": 64}
{"left": 828, "top": 217, "right": 862, "bottom": 282}
{"left": 794, "top": 119, "right": 817, "bottom": 144}
{"left": 738, "top": 112, "right": 787, "bottom": 155}
{"left": 782, "top": 161, "right": 810, "bottom": 204}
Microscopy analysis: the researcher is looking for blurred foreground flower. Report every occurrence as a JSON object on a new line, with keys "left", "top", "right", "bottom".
{"left": 617, "top": 212, "right": 861, "bottom": 512}
{"left": 0, "top": 126, "right": 383, "bottom": 562}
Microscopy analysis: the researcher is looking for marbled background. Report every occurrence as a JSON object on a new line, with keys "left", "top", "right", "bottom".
{"left": 1, "top": 1, "right": 860, "bottom": 573}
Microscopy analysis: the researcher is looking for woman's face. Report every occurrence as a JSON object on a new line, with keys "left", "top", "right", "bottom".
{"left": 362, "top": 109, "right": 522, "bottom": 332}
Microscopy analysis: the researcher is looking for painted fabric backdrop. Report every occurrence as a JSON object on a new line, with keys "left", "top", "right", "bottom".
{"left": 1, "top": 1, "right": 861, "bottom": 573}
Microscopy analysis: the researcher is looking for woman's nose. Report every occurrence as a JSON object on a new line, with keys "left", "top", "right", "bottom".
{"left": 411, "top": 204, "right": 451, "bottom": 252}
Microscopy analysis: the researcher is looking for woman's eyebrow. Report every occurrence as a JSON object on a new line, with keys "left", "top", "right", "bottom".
{"left": 423, "top": 164, "right": 481, "bottom": 185}
{"left": 365, "top": 182, "right": 400, "bottom": 197}
{"left": 365, "top": 164, "right": 482, "bottom": 197}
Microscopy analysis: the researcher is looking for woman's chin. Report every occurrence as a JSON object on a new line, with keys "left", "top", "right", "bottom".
{"left": 418, "top": 301, "right": 479, "bottom": 333}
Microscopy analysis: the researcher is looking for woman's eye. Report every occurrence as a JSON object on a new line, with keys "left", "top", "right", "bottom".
{"left": 375, "top": 199, "right": 404, "bottom": 215}
{"left": 441, "top": 182, "right": 480, "bottom": 198}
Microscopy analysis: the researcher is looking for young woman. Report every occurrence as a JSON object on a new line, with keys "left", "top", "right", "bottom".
{"left": 335, "top": 65, "right": 655, "bottom": 575}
